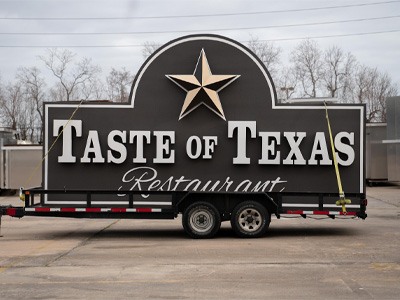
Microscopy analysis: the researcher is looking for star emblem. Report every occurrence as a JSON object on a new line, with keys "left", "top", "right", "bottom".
{"left": 166, "top": 49, "right": 240, "bottom": 121}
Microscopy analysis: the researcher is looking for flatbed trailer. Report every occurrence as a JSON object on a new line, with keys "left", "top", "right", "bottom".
{"left": 1, "top": 188, "right": 367, "bottom": 238}
{"left": 0, "top": 34, "right": 368, "bottom": 238}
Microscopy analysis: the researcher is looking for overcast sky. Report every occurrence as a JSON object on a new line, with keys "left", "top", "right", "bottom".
{"left": 0, "top": 0, "right": 399, "bottom": 87}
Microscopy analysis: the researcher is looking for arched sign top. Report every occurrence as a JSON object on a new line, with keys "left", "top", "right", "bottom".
{"left": 128, "top": 34, "right": 277, "bottom": 121}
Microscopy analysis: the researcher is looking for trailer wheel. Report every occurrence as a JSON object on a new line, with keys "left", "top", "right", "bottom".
{"left": 182, "top": 202, "right": 221, "bottom": 239}
{"left": 231, "top": 201, "right": 270, "bottom": 238}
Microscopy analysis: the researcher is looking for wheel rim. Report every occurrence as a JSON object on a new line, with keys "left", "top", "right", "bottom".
{"left": 237, "top": 208, "right": 262, "bottom": 232}
{"left": 189, "top": 209, "right": 214, "bottom": 233}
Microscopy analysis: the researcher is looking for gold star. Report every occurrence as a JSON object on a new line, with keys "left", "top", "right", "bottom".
{"left": 166, "top": 49, "right": 240, "bottom": 121}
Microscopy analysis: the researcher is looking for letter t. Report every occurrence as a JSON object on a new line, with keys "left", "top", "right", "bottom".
{"left": 53, "top": 120, "right": 82, "bottom": 163}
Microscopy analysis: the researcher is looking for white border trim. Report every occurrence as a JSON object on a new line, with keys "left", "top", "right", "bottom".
{"left": 283, "top": 204, "right": 360, "bottom": 209}
{"left": 41, "top": 201, "right": 172, "bottom": 206}
{"left": 282, "top": 203, "right": 318, "bottom": 208}
{"left": 2, "top": 146, "right": 42, "bottom": 151}
{"left": 324, "top": 204, "right": 359, "bottom": 208}
{"left": 25, "top": 207, "right": 163, "bottom": 213}
{"left": 383, "top": 139, "right": 400, "bottom": 144}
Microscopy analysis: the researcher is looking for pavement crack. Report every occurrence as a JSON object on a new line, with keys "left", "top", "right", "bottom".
{"left": 45, "top": 219, "right": 119, "bottom": 267}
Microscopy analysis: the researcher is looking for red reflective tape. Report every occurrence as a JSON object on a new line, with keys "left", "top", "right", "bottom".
{"left": 35, "top": 207, "right": 51, "bottom": 212}
{"left": 111, "top": 208, "right": 126, "bottom": 213}
{"left": 86, "top": 208, "right": 101, "bottom": 213}
{"left": 61, "top": 208, "right": 76, "bottom": 212}
{"left": 6, "top": 208, "right": 17, "bottom": 217}
{"left": 341, "top": 211, "right": 357, "bottom": 216}
{"left": 136, "top": 208, "right": 152, "bottom": 213}
{"left": 314, "top": 211, "right": 329, "bottom": 215}
{"left": 285, "top": 210, "right": 357, "bottom": 216}
{"left": 286, "top": 210, "right": 303, "bottom": 214}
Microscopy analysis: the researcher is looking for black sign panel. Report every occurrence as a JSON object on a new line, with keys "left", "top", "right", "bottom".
{"left": 44, "top": 35, "right": 365, "bottom": 205}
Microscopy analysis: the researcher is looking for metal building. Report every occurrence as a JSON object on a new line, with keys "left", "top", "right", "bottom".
{"left": 384, "top": 97, "right": 400, "bottom": 182}
{"left": 366, "top": 123, "right": 388, "bottom": 182}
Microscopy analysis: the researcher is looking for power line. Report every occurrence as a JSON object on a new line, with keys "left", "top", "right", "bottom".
{"left": 259, "top": 29, "right": 400, "bottom": 42}
{"left": 1, "top": 0, "right": 399, "bottom": 20}
{"left": 1, "top": 15, "right": 398, "bottom": 35}
{"left": 0, "top": 29, "right": 398, "bottom": 48}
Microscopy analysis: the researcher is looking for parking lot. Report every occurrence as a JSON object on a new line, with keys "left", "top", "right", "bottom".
{"left": 0, "top": 185, "right": 399, "bottom": 299}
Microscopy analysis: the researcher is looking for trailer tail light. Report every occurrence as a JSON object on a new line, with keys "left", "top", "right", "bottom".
{"left": 362, "top": 199, "right": 368, "bottom": 206}
{"left": 6, "top": 208, "right": 17, "bottom": 217}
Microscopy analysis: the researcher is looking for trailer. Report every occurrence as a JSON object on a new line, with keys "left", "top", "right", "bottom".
{"left": 366, "top": 123, "right": 388, "bottom": 185}
{"left": 0, "top": 127, "right": 42, "bottom": 191}
{"left": 1, "top": 34, "right": 367, "bottom": 238}
{"left": 384, "top": 97, "right": 400, "bottom": 182}
{"left": 1, "top": 145, "right": 42, "bottom": 190}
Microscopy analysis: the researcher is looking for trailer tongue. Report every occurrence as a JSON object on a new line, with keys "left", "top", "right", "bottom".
{"left": 0, "top": 34, "right": 367, "bottom": 238}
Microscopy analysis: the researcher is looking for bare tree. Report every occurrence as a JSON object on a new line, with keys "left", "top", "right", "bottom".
{"left": 106, "top": 67, "right": 134, "bottom": 102}
{"left": 17, "top": 67, "right": 46, "bottom": 142}
{"left": 353, "top": 65, "right": 378, "bottom": 121}
{"left": 0, "top": 76, "right": 4, "bottom": 125}
{"left": 0, "top": 78, "right": 6, "bottom": 128}
{"left": 142, "top": 42, "right": 161, "bottom": 60}
{"left": 48, "top": 83, "right": 66, "bottom": 102}
{"left": 322, "top": 46, "right": 356, "bottom": 99}
{"left": 247, "top": 36, "right": 281, "bottom": 79}
{"left": 40, "top": 49, "right": 101, "bottom": 101}
{"left": 0, "top": 77, "right": 40, "bottom": 142}
{"left": 352, "top": 64, "right": 398, "bottom": 122}
{"left": 81, "top": 77, "right": 105, "bottom": 101}
{"left": 291, "top": 39, "right": 323, "bottom": 98}
{"left": 17, "top": 93, "right": 36, "bottom": 141}
{"left": 276, "top": 67, "right": 297, "bottom": 102}
{"left": 373, "top": 71, "right": 397, "bottom": 122}
{"left": 339, "top": 69, "right": 356, "bottom": 104}
{"left": 0, "top": 82, "right": 23, "bottom": 130}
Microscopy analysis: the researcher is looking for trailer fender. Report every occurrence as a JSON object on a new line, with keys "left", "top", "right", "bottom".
{"left": 175, "top": 192, "right": 278, "bottom": 218}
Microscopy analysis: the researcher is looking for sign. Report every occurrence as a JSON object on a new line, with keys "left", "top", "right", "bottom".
{"left": 44, "top": 35, "right": 365, "bottom": 204}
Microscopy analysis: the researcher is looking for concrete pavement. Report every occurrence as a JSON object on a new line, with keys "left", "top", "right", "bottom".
{"left": 0, "top": 185, "right": 399, "bottom": 299}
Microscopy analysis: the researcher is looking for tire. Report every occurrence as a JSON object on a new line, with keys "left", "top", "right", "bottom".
{"left": 182, "top": 202, "right": 221, "bottom": 239}
{"left": 231, "top": 201, "right": 270, "bottom": 238}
